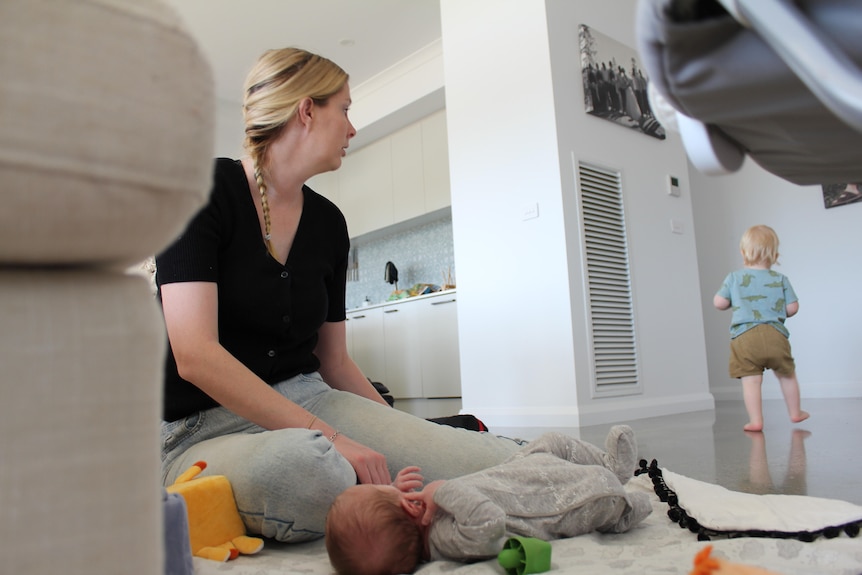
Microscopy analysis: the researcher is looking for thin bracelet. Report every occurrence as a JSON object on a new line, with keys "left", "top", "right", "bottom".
{"left": 306, "top": 415, "right": 318, "bottom": 429}
{"left": 328, "top": 430, "right": 341, "bottom": 443}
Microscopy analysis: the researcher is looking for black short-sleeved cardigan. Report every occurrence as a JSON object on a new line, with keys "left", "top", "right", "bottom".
{"left": 156, "top": 158, "right": 349, "bottom": 421}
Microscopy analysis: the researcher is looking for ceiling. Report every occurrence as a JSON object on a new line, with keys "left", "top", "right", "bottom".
{"left": 162, "top": 0, "right": 443, "bottom": 105}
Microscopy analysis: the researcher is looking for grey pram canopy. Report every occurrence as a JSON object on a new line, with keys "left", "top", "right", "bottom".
{"left": 636, "top": 0, "right": 862, "bottom": 186}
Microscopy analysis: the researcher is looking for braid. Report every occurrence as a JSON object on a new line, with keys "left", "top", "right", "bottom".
{"left": 253, "top": 163, "right": 277, "bottom": 259}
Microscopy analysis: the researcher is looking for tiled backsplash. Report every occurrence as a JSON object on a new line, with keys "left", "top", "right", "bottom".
{"left": 345, "top": 216, "right": 454, "bottom": 310}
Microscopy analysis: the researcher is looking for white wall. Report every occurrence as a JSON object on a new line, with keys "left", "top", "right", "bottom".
{"left": 213, "top": 99, "right": 244, "bottom": 159}
{"left": 441, "top": 0, "right": 712, "bottom": 428}
{"left": 441, "top": 0, "right": 580, "bottom": 426}
{"left": 691, "top": 160, "right": 862, "bottom": 400}
{"left": 548, "top": 0, "right": 712, "bottom": 422}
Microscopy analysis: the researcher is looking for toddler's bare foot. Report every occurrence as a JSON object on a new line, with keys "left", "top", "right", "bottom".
{"left": 791, "top": 411, "right": 810, "bottom": 424}
{"left": 743, "top": 422, "right": 763, "bottom": 432}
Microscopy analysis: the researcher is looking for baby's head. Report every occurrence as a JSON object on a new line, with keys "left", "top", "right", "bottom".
{"left": 325, "top": 484, "right": 424, "bottom": 575}
{"left": 740, "top": 224, "right": 780, "bottom": 267}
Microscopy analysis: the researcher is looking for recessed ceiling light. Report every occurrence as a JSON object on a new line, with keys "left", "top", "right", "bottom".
{"left": 338, "top": 38, "right": 355, "bottom": 47}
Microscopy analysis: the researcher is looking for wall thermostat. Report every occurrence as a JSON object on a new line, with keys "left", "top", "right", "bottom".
{"left": 668, "top": 175, "right": 681, "bottom": 197}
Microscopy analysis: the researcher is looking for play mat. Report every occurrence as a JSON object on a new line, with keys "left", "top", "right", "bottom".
{"left": 191, "top": 460, "right": 862, "bottom": 575}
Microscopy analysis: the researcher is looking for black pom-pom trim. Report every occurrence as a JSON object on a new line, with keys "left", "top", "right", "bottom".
{"left": 635, "top": 459, "right": 862, "bottom": 543}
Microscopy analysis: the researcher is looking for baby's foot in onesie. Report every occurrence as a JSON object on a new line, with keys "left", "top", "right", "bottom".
{"left": 607, "top": 491, "right": 652, "bottom": 533}
{"left": 605, "top": 425, "right": 638, "bottom": 485}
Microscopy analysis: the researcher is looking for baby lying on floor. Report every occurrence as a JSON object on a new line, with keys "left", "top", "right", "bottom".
{"left": 325, "top": 426, "right": 652, "bottom": 575}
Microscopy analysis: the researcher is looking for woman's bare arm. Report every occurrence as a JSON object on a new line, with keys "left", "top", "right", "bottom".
{"left": 314, "top": 320, "right": 390, "bottom": 406}
{"left": 160, "top": 281, "right": 390, "bottom": 483}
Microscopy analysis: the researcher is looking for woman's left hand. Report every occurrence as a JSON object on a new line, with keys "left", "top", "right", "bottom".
{"left": 331, "top": 433, "right": 391, "bottom": 484}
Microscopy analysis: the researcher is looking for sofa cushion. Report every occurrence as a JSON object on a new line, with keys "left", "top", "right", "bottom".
{"left": 0, "top": 0, "right": 215, "bottom": 266}
{"left": 0, "top": 269, "right": 167, "bottom": 574}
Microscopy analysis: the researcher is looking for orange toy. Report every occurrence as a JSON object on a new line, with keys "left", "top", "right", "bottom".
{"left": 167, "top": 461, "right": 264, "bottom": 562}
{"left": 690, "top": 545, "right": 784, "bottom": 575}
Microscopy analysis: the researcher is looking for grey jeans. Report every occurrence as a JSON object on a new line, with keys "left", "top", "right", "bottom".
{"left": 161, "top": 372, "right": 523, "bottom": 542}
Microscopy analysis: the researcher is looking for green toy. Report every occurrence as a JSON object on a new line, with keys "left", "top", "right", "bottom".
{"left": 497, "top": 536, "right": 552, "bottom": 575}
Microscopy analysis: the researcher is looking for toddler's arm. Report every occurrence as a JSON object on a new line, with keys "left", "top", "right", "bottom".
{"left": 786, "top": 300, "right": 799, "bottom": 317}
{"left": 713, "top": 294, "right": 731, "bottom": 310}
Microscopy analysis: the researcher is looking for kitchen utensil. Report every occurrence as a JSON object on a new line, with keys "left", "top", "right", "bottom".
{"left": 384, "top": 261, "right": 398, "bottom": 289}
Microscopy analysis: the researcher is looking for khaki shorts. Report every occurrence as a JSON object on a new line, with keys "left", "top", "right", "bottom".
{"left": 729, "top": 323, "right": 796, "bottom": 378}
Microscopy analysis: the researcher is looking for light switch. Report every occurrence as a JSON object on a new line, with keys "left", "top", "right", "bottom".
{"left": 670, "top": 219, "right": 684, "bottom": 234}
{"left": 668, "top": 175, "right": 681, "bottom": 197}
{"left": 521, "top": 202, "right": 539, "bottom": 221}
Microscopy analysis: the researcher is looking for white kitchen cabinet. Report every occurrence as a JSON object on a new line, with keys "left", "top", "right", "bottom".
{"left": 344, "top": 308, "right": 354, "bottom": 359}
{"left": 382, "top": 304, "right": 423, "bottom": 399}
{"left": 417, "top": 293, "right": 461, "bottom": 397}
{"left": 331, "top": 110, "right": 450, "bottom": 239}
{"left": 305, "top": 169, "right": 339, "bottom": 205}
{"left": 421, "top": 109, "right": 451, "bottom": 213}
{"left": 338, "top": 137, "right": 393, "bottom": 237}
{"left": 345, "top": 306, "right": 385, "bottom": 384}
{"left": 345, "top": 291, "right": 461, "bottom": 399}
{"left": 390, "top": 122, "right": 425, "bottom": 223}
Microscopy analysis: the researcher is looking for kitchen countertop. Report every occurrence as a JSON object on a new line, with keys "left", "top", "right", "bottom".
{"left": 346, "top": 288, "right": 456, "bottom": 313}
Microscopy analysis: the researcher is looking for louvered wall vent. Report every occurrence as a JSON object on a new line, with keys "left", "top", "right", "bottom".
{"left": 577, "top": 162, "right": 640, "bottom": 394}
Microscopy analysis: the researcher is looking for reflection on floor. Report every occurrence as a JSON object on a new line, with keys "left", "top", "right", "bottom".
{"left": 586, "top": 398, "right": 862, "bottom": 506}
{"left": 492, "top": 398, "right": 862, "bottom": 506}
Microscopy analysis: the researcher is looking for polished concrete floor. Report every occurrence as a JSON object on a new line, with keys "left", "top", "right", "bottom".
{"left": 575, "top": 398, "right": 862, "bottom": 506}
{"left": 407, "top": 397, "right": 861, "bottom": 505}
{"left": 416, "top": 398, "right": 862, "bottom": 505}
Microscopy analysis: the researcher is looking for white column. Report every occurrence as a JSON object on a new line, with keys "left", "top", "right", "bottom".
{"left": 441, "top": 0, "right": 581, "bottom": 427}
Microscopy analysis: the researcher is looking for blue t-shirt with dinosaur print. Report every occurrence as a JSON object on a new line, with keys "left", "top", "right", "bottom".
{"left": 716, "top": 268, "right": 798, "bottom": 339}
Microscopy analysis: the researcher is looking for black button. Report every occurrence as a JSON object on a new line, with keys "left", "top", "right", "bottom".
{"left": 280, "top": 271, "right": 289, "bottom": 279}
{"left": 267, "top": 350, "right": 276, "bottom": 358}
{"left": 282, "top": 315, "right": 291, "bottom": 324}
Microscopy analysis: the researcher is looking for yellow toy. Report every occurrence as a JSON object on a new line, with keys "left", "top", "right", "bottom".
{"left": 167, "top": 461, "right": 264, "bottom": 562}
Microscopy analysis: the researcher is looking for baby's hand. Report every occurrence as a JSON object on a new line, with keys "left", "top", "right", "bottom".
{"left": 404, "top": 480, "right": 445, "bottom": 526}
{"left": 392, "top": 466, "right": 424, "bottom": 493}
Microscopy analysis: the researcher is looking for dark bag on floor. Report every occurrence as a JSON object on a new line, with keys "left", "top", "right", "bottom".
{"left": 426, "top": 414, "right": 489, "bottom": 432}
{"left": 370, "top": 378, "right": 488, "bottom": 431}
{"left": 369, "top": 380, "right": 394, "bottom": 407}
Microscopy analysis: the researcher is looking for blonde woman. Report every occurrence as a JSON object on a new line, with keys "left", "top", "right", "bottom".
{"left": 156, "top": 48, "right": 522, "bottom": 542}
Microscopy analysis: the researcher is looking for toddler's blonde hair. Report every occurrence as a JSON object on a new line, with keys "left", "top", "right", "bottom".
{"left": 740, "top": 225, "right": 780, "bottom": 267}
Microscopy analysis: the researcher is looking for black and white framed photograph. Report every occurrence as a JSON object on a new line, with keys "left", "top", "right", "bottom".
{"left": 822, "top": 182, "right": 862, "bottom": 209}
{"left": 578, "top": 24, "right": 665, "bottom": 140}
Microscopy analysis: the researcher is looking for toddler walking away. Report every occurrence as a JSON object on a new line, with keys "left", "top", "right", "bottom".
{"left": 325, "top": 426, "right": 652, "bottom": 575}
{"left": 714, "top": 225, "right": 809, "bottom": 432}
